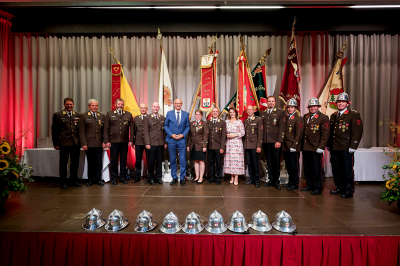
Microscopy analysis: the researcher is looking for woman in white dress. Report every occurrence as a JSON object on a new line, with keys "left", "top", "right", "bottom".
{"left": 223, "top": 108, "right": 245, "bottom": 185}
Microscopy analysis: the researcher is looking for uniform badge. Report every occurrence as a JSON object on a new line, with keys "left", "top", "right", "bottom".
{"left": 99, "top": 120, "right": 102, "bottom": 124}
{"left": 261, "top": 125, "right": 263, "bottom": 129}
{"left": 356, "top": 120, "right": 361, "bottom": 125}
{"left": 62, "top": 111, "right": 66, "bottom": 115}
{"left": 251, "top": 117, "right": 255, "bottom": 121}
{"left": 273, "top": 118, "right": 277, "bottom": 124}
{"left": 314, "top": 114, "right": 319, "bottom": 119}
{"left": 273, "top": 108, "right": 276, "bottom": 111}
{"left": 291, "top": 116, "right": 295, "bottom": 120}
{"left": 325, "top": 123, "right": 329, "bottom": 128}
{"left": 88, "top": 112, "right": 91, "bottom": 115}
{"left": 283, "top": 117, "right": 286, "bottom": 122}
{"left": 217, "top": 119, "right": 220, "bottom": 122}
{"left": 342, "top": 129, "right": 345, "bottom": 132}
{"left": 299, "top": 124, "right": 303, "bottom": 129}
{"left": 114, "top": 110, "right": 117, "bottom": 113}
{"left": 344, "top": 110, "right": 349, "bottom": 114}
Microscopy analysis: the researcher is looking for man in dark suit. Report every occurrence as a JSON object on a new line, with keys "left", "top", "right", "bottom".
{"left": 328, "top": 92, "right": 363, "bottom": 198}
{"left": 144, "top": 102, "right": 167, "bottom": 186}
{"left": 243, "top": 105, "right": 263, "bottom": 188}
{"left": 206, "top": 107, "right": 226, "bottom": 185}
{"left": 78, "top": 99, "right": 106, "bottom": 187}
{"left": 164, "top": 99, "right": 190, "bottom": 186}
{"left": 261, "top": 96, "right": 286, "bottom": 190}
{"left": 132, "top": 103, "right": 148, "bottom": 183}
{"left": 301, "top": 97, "right": 330, "bottom": 195}
{"left": 104, "top": 98, "right": 134, "bottom": 185}
{"left": 51, "top": 97, "right": 82, "bottom": 190}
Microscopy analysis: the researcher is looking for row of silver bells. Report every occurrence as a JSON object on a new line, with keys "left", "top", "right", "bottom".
{"left": 82, "top": 209, "right": 129, "bottom": 231}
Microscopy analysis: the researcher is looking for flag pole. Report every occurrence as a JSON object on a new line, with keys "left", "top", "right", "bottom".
{"left": 157, "top": 29, "right": 164, "bottom": 114}
{"left": 189, "top": 35, "right": 217, "bottom": 120}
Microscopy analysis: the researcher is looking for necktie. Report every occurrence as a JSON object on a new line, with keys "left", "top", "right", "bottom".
{"left": 92, "top": 112, "right": 96, "bottom": 119}
{"left": 155, "top": 115, "right": 158, "bottom": 121}
{"left": 177, "top": 112, "right": 180, "bottom": 125}
{"left": 68, "top": 112, "right": 71, "bottom": 118}
{"left": 213, "top": 120, "right": 216, "bottom": 124}
{"left": 141, "top": 115, "right": 143, "bottom": 120}
{"left": 307, "top": 115, "right": 314, "bottom": 124}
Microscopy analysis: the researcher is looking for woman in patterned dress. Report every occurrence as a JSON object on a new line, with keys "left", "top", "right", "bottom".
{"left": 224, "top": 108, "right": 245, "bottom": 185}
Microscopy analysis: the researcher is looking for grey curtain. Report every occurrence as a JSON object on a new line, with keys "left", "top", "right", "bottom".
{"left": 13, "top": 33, "right": 400, "bottom": 150}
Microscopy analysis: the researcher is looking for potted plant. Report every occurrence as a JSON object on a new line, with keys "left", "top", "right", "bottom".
{"left": 0, "top": 130, "right": 34, "bottom": 209}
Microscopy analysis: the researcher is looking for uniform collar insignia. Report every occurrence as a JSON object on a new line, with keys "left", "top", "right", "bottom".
{"left": 344, "top": 110, "right": 349, "bottom": 114}
{"left": 291, "top": 116, "right": 295, "bottom": 120}
{"left": 62, "top": 111, "right": 66, "bottom": 114}
{"left": 114, "top": 110, "right": 117, "bottom": 113}
{"left": 251, "top": 117, "right": 255, "bottom": 120}
{"left": 273, "top": 108, "right": 276, "bottom": 111}
{"left": 314, "top": 114, "right": 319, "bottom": 118}
{"left": 88, "top": 112, "right": 91, "bottom": 115}
{"left": 151, "top": 114, "right": 154, "bottom": 117}
{"left": 73, "top": 111, "right": 75, "bottom": 114}
{"left": 306, "top": 114, "right": 309, "bottom": 117}
{"left": 97, "top": 112, "right": 100, "bottom": 116}
{"left": 123, "top": 111, "right": 125, "bottom": 114}
{"left": 210, "top": 117, "right": 213, "bottom": 121}
{"left": 217, "top": 119, "right": 220, "bottom": 122}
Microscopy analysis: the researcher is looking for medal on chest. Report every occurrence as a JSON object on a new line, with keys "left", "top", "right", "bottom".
{"left": 289, "top": 125, "right": 292, "bottom": 133}
{"left": 273, "top": 118, "right": 277, "bottom": 125}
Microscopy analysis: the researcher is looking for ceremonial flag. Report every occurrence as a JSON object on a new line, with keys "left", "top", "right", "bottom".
{"left": 236, "top": 50, "right": 259, "bottom": 121}
{"left": 222, "top": 92, "right": 237, "bottom": 115}
{"left": 251, "top": 63, "right": 268, "bottom": 114}
{"left": 279, "top": 19, "right": 301, "bottom": 109}
{"left": 200, "top": 51, "right": 218, "bottom": 119}
{"left": 318, "top": 57, "right": 347, "bottom": 118}
{"left": 158, "top": 48, "right": 174, "bottom": 115}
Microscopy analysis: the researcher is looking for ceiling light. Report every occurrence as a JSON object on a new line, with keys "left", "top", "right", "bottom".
{"left": 350, "top": 5, "right": 400, "bottom": 8}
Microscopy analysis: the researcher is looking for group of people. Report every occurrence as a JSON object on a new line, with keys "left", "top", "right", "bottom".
{"left": 51, "top": 92, "right": 363, "bottom": 199}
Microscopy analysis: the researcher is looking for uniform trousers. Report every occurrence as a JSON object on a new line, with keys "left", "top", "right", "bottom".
{"left": 147, "top": 145, "right": 163, "bottom": 182}
{"left": 245, "top": 149, "right": 261, "bottom": 184}
{"left": 263, "top": 143, "right": 282, "bottom": 184}
{"left": 110, "top": 142, "right": 128, "bottom": 182}
{"left": 135, "top": 145, "right": 148, "bottom": 179}
{"left": 303, "top": 150, "right": 324, "bottom": 192}
{"left": 208, "top": 149, "right": 222, "bottom": 182}
{"left": 330, "top": 150, "right": 355, "bottom": 194}
{"left": 283, "top": 151, "right": 300, "bottom": 187}
{"left": 86, "top": 147, "right": 103, "bottom": 182}
{"left": 59, "top": 145, "right": 80, "bottom": 185}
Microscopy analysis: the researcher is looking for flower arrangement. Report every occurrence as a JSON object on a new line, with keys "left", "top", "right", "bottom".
{"left": 379, "top": 120, "right": 400, "bottom": 205}
{"left": 0, "top": 129, "right": 34, "bottom": 199}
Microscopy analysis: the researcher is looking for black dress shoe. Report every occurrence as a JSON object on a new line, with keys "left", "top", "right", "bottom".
{"left": 301, "top": 186, "right": 313, "bottom": 191}
{"left": 311, "top": 189, "right": 322, "bottom": 195}
{"left": 170, "top": 179, "right": 178, "bottom": 185}
{"left": 149, "top": 180, "right": 155, "bottom": 186}
{"left": 207, "top": 179, "right": 215, "bottom": 184}
{"left": 156, "top": 179, "right": 164, "bottom": 184}
{"left": 216, "top": 181, "right": 221, "bottom": 185}
{"left": 71, "top": 182, "right": 81, "bottom": 187}
{"left": 341, "top": 193, "right": 353, "bottom": 198}
{"left": 264, "top": 181, "right": 273, "bottom": 187}
{"left": 60, "top": 184, "right": 68, "bottom": 190}
{"left": 283, "top": 184, "right": 289, "bottom": 188}
{"left": 120, "top": 179, "right": 128, "bottom": 184}
{"left": 191, "top": 179, "right": 198, "bottom": 183}
{"left": 98, "top": 180, "right": 105, "bottom": 186}
{"left": 132, "top": 178, "right": 141, "bottom": 183}
{"left": 287, "top": 185, "right": 299, "bottom": 191}
{"left": 86, "top": 181, "right": 93, "bottom": 187}
{"left": 180, "top": 180, "right": 186, "bottom": 186}
{"left": 245, "top": 181, "right": 253, "bottom": 185}
{"left": 111, "top": 181, "right": 118, "bottom": 186}
{"left": 273, "top": 183, "right": 282, "bottom": 190}
{"left": 196, "top": 180, "right": 203, "bottom": 185}
{"left": 330, "top": 189, "right": 342, "bottom": 195}
{"left": 255, "top": 183, "right": 260, "bottom": 188}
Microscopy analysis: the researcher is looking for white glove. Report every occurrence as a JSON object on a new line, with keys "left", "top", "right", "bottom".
{"left": 290, "top": 148, "right": 296, "bottom": 152}
{"left": 348, "top": 148, "right": 356, "bottom": 154}
{"left": 316, "top": 148, "right": 324, "bottom": 154}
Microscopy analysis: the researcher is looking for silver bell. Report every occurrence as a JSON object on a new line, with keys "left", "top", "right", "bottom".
{"left": 226, "top": 210, "right": 249, "bottom": 233}
{"left": 205, "top": 210, "right": 227, "bottom": 234}
{"left": 272, "top": 210, "right": 296, "bottom": 233}
{"left": 182, "top": 212, "right": 204, "bottom": 234}
{"left": 307, "top": 97, "right": 321, "bottom": 107}
{"left": 82, "top": 208, "right": 106, "bottom": 230}
{"left": 159, "top": 212, "right": 182, "bottom": 234}
{"left": 134, "top": 210, "right": 157, "bottom": 232}
{"left": 105, "top": 209, "right": 129, "bottom": 231}
{"left": 336, "top": 92, "right": 349, "bottom": 102}
{"left": 287, "top": 98, "right": 298, "bottom": 107}
{"left": 248, "top": 210, "right": 272, "bottom": 232}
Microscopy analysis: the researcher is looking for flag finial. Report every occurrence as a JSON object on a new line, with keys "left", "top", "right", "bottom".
{"left": 291, "top": 17, "right": 297, "bottom": 38}
{"left": 259, "top": 48, "right": 272, "bottom": 64}
{"left": 109, "top": 47, "right": 119, "bottom": 64}
{"left": 208, "top": 35, "right": 217, "bottom": 54}
{"left": 336, "top": 40, "right": 348, "bottom": 58}
{"left": 157, "top": 28, "right": 163, "bottom": 48}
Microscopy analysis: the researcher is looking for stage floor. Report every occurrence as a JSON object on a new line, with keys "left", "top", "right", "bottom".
{"left": 1, "top": 177, "right": 399, "bottom": 235}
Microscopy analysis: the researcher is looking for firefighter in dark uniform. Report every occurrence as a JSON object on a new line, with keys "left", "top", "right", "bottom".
{"left": 206, "top": 107, "right": 227, "bottom": 185}
{"left": 301, "top": 97, "right": 330, "bottom": 195}
{"left": 282, "top": 99, "right": 303, "bottom": 191}
{"left": 261, "top": 96, "right": 286, "bottom": 190}
{"left": 328, "top": 92, "right": 363, "bottom": 198}
{"left": 104, "top": 98, "right": 134, "bottom": 185}
{"left": 144, "top": 102, "right": 167, "bottom": 186}
{"left": 132, "top": 103, "right": 148, "bottom": 183}
{"left": 51, "top": 97, "right": 82, "bottom": 190}
{"left": 78, "top": 99, "right": 106, "bottom": 187}
{"left": 243, "top": 105, "right": 263, "bottom": 188}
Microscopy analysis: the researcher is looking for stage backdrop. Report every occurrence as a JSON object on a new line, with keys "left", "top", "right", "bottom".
{"left": 0, "top": 23, "right": 399, "bottom": 151}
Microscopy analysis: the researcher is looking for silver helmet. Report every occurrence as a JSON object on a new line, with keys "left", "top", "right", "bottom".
{"left": 272, "top": 210, "right": 296, "bottom": 233}
{"left": 182, "top": 212, "right": 204, "bottom": 234}
{"left": 134, "top": 210, "right": 157, "bottom": 233}
{"left": 287, "top": 98, "right": 298, "bottom": 107}
{"left": 82, "top": 208, "right": 106, "bottom": 230}
{"left": 336, "top": 92, "right": 350, "bottom": 102}
{"left": 105, "top": 209, "right": 129, "bottom": 231}
{"left": 248, "top": 210, "right": 272, "bottom": 232}
{"left": 226, "top": 210, "right": 249, "bottom": 233}
{"left": 159, "top": 212, "right": 182, "bottom": 234}
{"left": 205, "top": 210, "right": 227, "bottom": 234}
{"left": 307, "top": 97, "right": 321, "bottom": 107}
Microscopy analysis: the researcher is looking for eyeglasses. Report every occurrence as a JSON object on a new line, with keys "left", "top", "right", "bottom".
{"left": 174, "top": 102, "right": 182, "bottom": 105}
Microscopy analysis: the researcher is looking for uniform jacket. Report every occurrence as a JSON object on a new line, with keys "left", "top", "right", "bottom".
{"left": 78, "top": 111, "right": 106, "bottom": 147}
{"left": 282, "top": 112, "right": 303, "bottom": 152}
{"left": 103, "top": 110, "right": 134, "bottom": 143}
{"left": 302, "top": 111, "right": 330, "bottom": 151}
{"left": 206, "top": 118, "right": 227, "bottom": 150}
{"left": 144, "top": 114, "right": 166, "bottom": 146}
{"left": 187, "top": 120, "right": 209, "bottom": 151}
{"left": 133, "top": 114, "right": 147, "bottom": 145}
{"left": 243, "top": 116, "right": 263, "bottom": 149}
{"left": 328, "top": 109, "right": 363, "bottom": 150}
{"left": 164, "top": 110, "right": 190, "bottom": 145}
{"left": 261, "top": 108, "right": 286, "bottom": 143}
{"left": 52, "top": 110, "right": 81, "bottom": 147}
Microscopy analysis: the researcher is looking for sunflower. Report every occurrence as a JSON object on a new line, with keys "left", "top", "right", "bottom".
{"left": 11, "top": 171, "right": 19, "bottom": 179}
{"left": 0, "top": 142, "right": 11, "bottom": 155}
{"left": 0, "top": 159, "right": 9, "bottom": 171}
